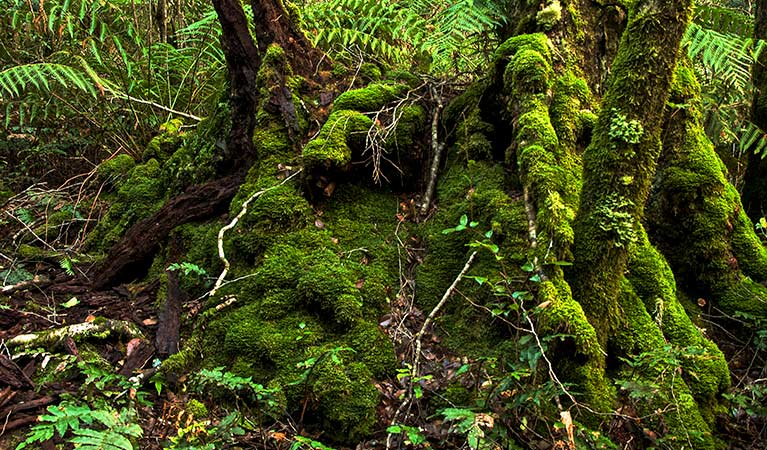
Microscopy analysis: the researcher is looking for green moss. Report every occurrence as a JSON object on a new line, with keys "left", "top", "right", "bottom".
{"left": 257, "top": 44, "right": 292, "bottom": 87}
{"left": 392, "top": 105, "right": 427, "bottom": 150}
{"left": 310, "top": 358, "right": 379, "bottom": 442}
{"left": 505, "top": 49, "right": 552, "bottom": 94}
{"left": 537, "top": 279, "right": 613, "bottom": 413}
{"left": 536, "top": 0, "right": 562, "bottom": 30}
{"left": 385, "top": 69, "right": 422, "bottom": 89}
{"left": 142, "top": 119, "right": 186, "bottom": 162}
{"left": 358, "top": 63, "right": 382, "bottom": 82}
{"left": 331, "top": 62, "right": 348, "bottom": 78}
{"left": 298, "top": 253, "right": 362, "bottom": 328}
{"left": 627, "top": 230, "right": 729, "bottom": 415}
{"left": 332, "top": 82, "right": 408, "bottom": 112}
{"left": 614, "top": 281, "right": 716, "bottom": 449}
{"left": 648, "top": 61, "right": 767, "bottom": 320}
{"left": 550, "top": 72, "right": 592, "bottom": 150}
{"left": 86, "top": 158, "right": 167, "bottom": 252}
{"left": 185, "top": 399, "right": 208, "bottom": 418}
{"left": 346, "top": 321, "right": 396, "bottom": 378}
{"left": 493, "top": 33, "right": 551, "bottom": 68}
{"left": 98, "top": 154, "right": 135, "bottom": 182}
{"left": 303, "top": 110, "right": 373, "bottom": 171}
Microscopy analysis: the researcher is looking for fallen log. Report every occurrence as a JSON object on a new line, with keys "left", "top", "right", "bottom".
{"left": 88, "top": 173, "right": 244, "bottom": 289}
{"left": 7, "top": 319, "right": 143, "bottom": 350}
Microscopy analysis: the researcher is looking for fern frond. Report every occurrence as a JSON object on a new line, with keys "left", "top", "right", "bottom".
{"left": 694, "top": 4, "right": 754, "bottom": 38}
{"left": 0, "top": 63, "right": 97, "bottom": 98}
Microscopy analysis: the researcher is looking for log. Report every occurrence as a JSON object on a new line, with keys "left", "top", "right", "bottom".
{"left": 155, "top": 271, "right": 182, "bottom": 359}
{"left": 0, "top": 354, "right": 33, "bottom": 389}
{"left": 88, "top": 174, "right": 244, "bottom": 289}
{"left": 7, "top": 319, "right": 143, "bottom": 350}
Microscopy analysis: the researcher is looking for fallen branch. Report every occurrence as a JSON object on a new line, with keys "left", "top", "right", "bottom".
{"left": 420, "top": 83, "right": 446, "bottom": 218}
{"left": 1, "top": 275, "right": 50, "bottom": 294}
{"left": 7, "top": 319, "right": 143, "bottom": 350}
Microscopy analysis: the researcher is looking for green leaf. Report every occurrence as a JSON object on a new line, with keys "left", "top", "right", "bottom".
{"left": 521, "top": 261, "right": 535, "bottom": 272}
{"left": 61, "top": 297, "right": 80, "bottom": 308}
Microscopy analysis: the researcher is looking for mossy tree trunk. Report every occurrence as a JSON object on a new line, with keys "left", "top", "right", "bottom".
{"left": 570, "top": 0, "right": 692, "bottom": 346}
{"left": 88, "top": 0, "right": 321, "bottom": 288}
{"left": 434, "top": 0, "right": 763, "bottom": 446}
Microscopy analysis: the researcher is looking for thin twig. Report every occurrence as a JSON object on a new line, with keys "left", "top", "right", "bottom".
{"left": 208, "top": 170, "right": 302, "bottom": 298}
{"left": 386, "top": 251, "right": 476, "bottom": 450}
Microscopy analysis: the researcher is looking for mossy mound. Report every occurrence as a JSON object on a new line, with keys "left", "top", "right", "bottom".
{"left": 303, "top": 110, "right": 373, "bottom": 171}
{"left": 184, "top": 183, "right": 400, "bottom": 444}
{"left": 416, "top": 160, "right": 529, "bottom": 356}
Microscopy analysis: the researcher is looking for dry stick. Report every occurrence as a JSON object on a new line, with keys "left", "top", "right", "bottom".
{"left": 420, "top": 84, "right": 445, "bottom": 217}
{"left": 386, "top": 251, "right": 477, "bottom": 450}
{"left": 209, "top": 170, "right": 302, "bottom": 298}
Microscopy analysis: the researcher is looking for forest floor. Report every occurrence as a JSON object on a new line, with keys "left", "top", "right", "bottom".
{"left": 0, "top": 173, "right": 766, "bottom": 449}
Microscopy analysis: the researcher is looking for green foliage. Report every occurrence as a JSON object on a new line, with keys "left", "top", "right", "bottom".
{"left": 291, "top": 435, "right": 337, "bottom": 450}
{"left": 608, "top": 109, "right": 644, "bottom": 145}
{"left": 192, "top": 366, "right": 279, "bottom": 410}
{"left": 1, "top": 0, "right": 225, "bottom": 155}
{"left": 167, "top": 262, "right": 208, "bottom": 277}
{"left": 302, "top": 0, "right": 505, "bottom": 74}
{"left": 167, "top": 411, "right": 245, "bottom": 450}
{"left": 684, "top": 8, "right": 767, "bottom": 159}
{"left": 17, "top": 402, "right": 142, "bottom": 450}
{"left": 386, "top": 424, "right": 427, "bottom": 446}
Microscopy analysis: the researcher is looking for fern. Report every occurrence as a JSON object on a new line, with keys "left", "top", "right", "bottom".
{"left": 683, "top": 6, "right": 767, "bottom": 160}
{"left": 0, "top": 63, "right": 98, "bottom": 99}
{"left": 302, "top": 0, "right": 502, "bottom": 73}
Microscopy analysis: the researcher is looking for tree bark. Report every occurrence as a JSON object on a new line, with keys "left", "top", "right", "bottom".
{"left": 212, "top": 0, "right": 262, "bottom": 171}
{"left": 570, "top": 0, "right": 693, "bottom": 345}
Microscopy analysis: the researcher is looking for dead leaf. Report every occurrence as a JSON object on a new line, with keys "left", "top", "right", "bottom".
{"left": 323, "top": 181, "right": 336, "bottom": 197}
{"left": 560, "top": 410, "right": 575, "bottom": 449}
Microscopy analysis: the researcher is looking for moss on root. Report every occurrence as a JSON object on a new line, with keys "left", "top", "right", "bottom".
{"left": 613, "top": 280, "right": 716, "bottom": 449}
{"left": 332, "top": 82, "right": 408, "bottom": 112}
{"left": 648, "top": 61, "right": 767, "bottom": 319}
{"left": 302, "top": 110, "right": 373, "bottom": 171}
